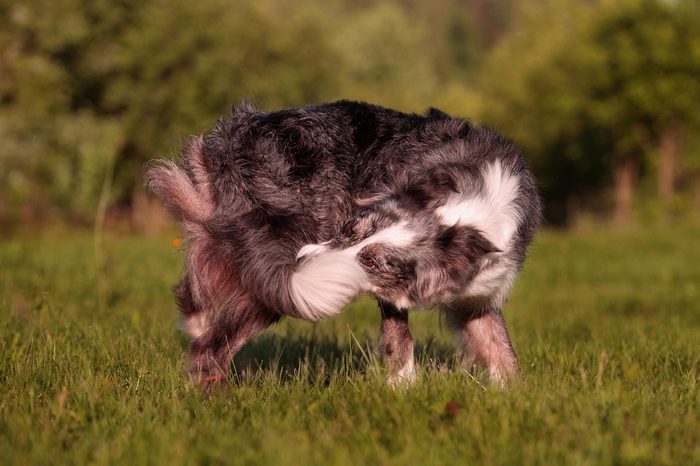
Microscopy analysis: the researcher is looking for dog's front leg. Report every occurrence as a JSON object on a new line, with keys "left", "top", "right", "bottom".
{"left": 379, "top": 300, "right": 415, "bottom": 386}
{"left": 445, "top": 303, "right": 519, "bottom": 386}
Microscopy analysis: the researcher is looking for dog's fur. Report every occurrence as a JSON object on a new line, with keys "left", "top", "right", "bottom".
{"left": 146, "top": 100, "right": 541, "bottom": 385}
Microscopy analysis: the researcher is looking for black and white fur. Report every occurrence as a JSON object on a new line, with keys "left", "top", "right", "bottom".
{"left": 146, "top": 101, "right": 541, "bottom": 386}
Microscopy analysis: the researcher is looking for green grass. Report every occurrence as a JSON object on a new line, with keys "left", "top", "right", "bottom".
{"left": 1, "top": 223, "right": 698, "bottom": 465}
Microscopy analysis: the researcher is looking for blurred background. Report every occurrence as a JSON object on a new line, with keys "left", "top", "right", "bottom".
{"left": 1, "top": 0, "right": 699, "bottom": 233}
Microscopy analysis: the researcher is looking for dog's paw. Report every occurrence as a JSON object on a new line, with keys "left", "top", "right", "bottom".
{"left": 386, "top": 359, "right": 417, "bottom": 388}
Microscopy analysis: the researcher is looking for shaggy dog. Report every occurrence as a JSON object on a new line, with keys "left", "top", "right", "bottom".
{"left": 146, "top": 100, "right": 541, "bottom": 386}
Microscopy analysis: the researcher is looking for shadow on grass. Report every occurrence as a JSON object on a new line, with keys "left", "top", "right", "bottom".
{"left": 230, "top": 333, "right": 459, "bottom": 383}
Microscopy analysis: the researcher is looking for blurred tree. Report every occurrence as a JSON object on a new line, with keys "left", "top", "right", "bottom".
{"left": 0, "top": 0, "right": 138, "bottom": 222}
{"left": 1, "top": 0, "right": 698, "bottom": 227}
{"left": 106, "top": 0, "right": 340, "bottom": 205}
{"left": 475, "top": 0, "right": 601, "bottom": 223}
{"left": 585, "top": 0, "right": 700, "bottom": 221}
{"left": 332, "top": 1, "right": 437, "bottom": 111}
{"left": 0, "top": 0, "right": 340, "bottom": 222}
{"left": 463, "top": 0, "right": 515, "bottom": 49}
{"left": 476, "top": 0, "right": 700, "bottom": 223}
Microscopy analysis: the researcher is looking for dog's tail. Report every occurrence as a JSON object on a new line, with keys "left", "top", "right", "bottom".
{"left": 288, "top": 251, "right": 368, "bottom": 322}
{"left": 145, "top": 136, "right": 214, "bottom": 225}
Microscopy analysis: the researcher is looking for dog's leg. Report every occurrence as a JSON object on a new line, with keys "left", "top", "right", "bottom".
{"left": 379, "top": 300, "right": 415, "bottom": 386}
{"left": 174, "top": 275, "right": 211, "bottom": 340}
{"left": 445, "top": 303, "right": 519, "bottom": 386}
{"left": 187, "top": 301, "right": 279, "bottom": 387}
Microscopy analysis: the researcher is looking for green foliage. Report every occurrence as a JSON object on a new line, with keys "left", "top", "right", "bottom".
{"left": 1, "top": 0, "right": 464, "bottom": 221}
{"left": 332, "top": 2, "right": 436, "bottom": 110}
{"left": 476, "top": 0, "right": 700, "bottom": 221}
{"left": 1, "top": 0, "right": 699, "bottom": 225}
{"left": 1, "top": 225, "right": 699, "bottom": 464}
{"left": 103, "top": 0, "right": 343, "bottom": 201}
{"left": 0, "top": 0, "right": 137, "bottom": 220}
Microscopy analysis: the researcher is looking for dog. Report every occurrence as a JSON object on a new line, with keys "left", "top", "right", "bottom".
{"left": 146, "top": 100, "right": 541, "bottom": 386}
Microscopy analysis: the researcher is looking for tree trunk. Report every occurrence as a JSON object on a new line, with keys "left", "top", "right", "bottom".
{"left": 613, "top": 155, "right": 639, "bottom": 225}
{"left": 658, "top": 124, "right": 680, "bottom": 204}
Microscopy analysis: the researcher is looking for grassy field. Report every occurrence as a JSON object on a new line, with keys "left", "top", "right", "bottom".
{"left": 1, "top": 223, "right": 698, "bottom": 465}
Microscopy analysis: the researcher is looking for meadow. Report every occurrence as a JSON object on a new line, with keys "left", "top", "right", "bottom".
{"left": 1, "top": 223, "right": 698, "bottom": 465}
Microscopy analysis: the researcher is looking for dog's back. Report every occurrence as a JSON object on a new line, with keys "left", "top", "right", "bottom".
{"left": 192, "top": 101, "right": 469, "bottom": 238}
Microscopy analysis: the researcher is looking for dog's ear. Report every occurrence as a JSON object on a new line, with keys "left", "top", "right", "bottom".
{"left": 435, "top": 225, "right": 500, "bottom": 271}
{"left": 409, "top": 225, "right": 499, "bottom": 304}
{"left": 394, "top": 165, "right": 459, "bottom": 210}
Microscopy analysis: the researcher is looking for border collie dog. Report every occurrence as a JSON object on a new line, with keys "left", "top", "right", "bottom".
{"left": 146, "top": 100, "right": 541, "bottom": 386}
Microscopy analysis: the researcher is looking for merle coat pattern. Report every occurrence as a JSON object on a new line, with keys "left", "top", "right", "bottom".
{"left": 146, "top": 100, "right": 541, "bottom": 386}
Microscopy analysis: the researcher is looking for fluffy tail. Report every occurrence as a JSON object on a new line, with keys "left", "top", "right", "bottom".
{"left": 145, "top": 136, "right": 214, "bottom": 225}
{"left": 288, "top": 251, "right": 368, "bottom": 322}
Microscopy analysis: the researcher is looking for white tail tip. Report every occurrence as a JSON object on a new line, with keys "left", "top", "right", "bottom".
{"left": 289, "top": 251, "right": 368, "bottom": 322}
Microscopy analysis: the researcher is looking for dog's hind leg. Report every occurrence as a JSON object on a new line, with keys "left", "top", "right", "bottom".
{"left": 174, "top": 275, "right": 210, "bottom": 340}
{"left": 187, "top": 297, "right": 280, "bottom": 386}
{"left": 379, "top": 300, "right": 415, "bottom": 386}
{"left": 444, "top": 301, "right": 519, "bottom": 386}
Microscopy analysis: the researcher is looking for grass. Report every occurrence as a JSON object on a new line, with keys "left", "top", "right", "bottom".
{"left": 0, "top": 223, "right": 698, "bottom": 465}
